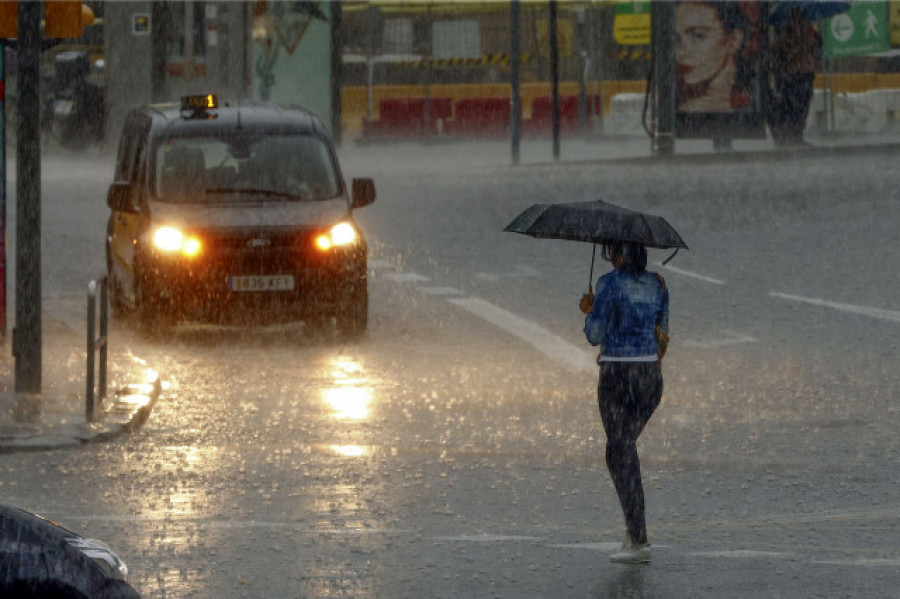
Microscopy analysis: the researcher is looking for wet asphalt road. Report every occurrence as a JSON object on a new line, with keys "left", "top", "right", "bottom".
{"left": 1, "top": 142, "right": 899, "bottom": 597}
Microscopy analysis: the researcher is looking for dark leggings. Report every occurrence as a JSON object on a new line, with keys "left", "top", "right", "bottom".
{"left": 772, "top": 73, "right": 814, "bottom": 144}
{"left": 598, "top": 361, "right": 663, "bottom": 545}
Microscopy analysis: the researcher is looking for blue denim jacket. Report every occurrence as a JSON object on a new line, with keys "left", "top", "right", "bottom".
{"left": 584, "top": 268, "right": 669, "bottom": 358}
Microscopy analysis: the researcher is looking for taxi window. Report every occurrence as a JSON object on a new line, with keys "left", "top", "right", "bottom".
{"left": 115, "top": 115, "right": 151, "bottom": 182}
{"left": 154, "top": 135, "right": 340, "bottom": 203}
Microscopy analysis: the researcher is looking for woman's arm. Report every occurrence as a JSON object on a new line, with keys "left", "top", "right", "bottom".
{"left": 584, "top": 278, "right": 610, "bottom": 347}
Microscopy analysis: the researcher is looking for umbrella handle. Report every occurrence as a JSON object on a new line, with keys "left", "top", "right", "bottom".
{"left": 662, "top": 248, "right": 679, "bottom": 265}
{"left": 588, "top": 243, "right": 597, "bottom": 291}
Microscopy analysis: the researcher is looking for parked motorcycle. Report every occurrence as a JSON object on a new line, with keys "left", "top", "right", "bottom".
{"left": 46, "top": 50, "right": 107, "bottom": 148}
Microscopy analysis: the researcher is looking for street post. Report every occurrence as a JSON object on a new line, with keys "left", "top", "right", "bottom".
{"left": 650, "top": 1, "right": 675, "bottom": 156}
{"left": 510, "top": 0, "right": 521, "bottom": 165}
{"left": 549, "top": 0, "right": 560, "bottom": 160}
{"left": 13, "top": 0, "right": 41, "bottom": 393}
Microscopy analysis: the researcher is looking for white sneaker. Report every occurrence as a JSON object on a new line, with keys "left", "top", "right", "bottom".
{"left": 609, "top": 540, "right": 651, "bottom": 564}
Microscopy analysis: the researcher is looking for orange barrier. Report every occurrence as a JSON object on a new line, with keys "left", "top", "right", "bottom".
{"left": 445, "top": 97, "right": 511, "bottom": 137}
{"left": 343, "top": 74, "right": 900, "bottom": 139}
{"left": 361, "top": 96, "right": 453, "bottom": 137}
{"left": 361, "top": 94, "right": 600, "bottom": 138}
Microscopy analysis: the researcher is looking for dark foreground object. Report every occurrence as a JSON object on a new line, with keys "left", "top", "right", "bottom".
{"left": 0, "top": 504, "right": 141, "bottom": 598}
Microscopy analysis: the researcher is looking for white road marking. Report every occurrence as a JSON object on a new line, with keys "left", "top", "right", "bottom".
{"left": 770, "top": 292, "right": 900, "bottom": 324}
{"left": 367, "top": 259, "right": 395, "bottom": 270}
{"left": 813, "top": 558, "right": 900, "bottom": 567}
{"left": 681, "top": 329, "right": 759, "bottom": 349}
{"left": 55, "top": 514, "right": 415, "bottom": 534}
{"left": 551, "top": 542, "right": 622, "bottom": 551}
{"left": 433, "top": 533, "right": 543, "bottom": 542}
{"left": 384, "top": 272, "right": 431, "bottom": 283}
{"left": 419, "top": 286, "right": 465, "bottom": 296}
{"left": 654, "top": 262, "right": 725, "bottom": 285}
{"left": 687, "top": 550, "right": 793, "bottom": 559}
{"left": 447, "top": 297, "right": 597, "bottom": 373}
{"left": 475, "top": 265, "right": 541, "bottom": 282}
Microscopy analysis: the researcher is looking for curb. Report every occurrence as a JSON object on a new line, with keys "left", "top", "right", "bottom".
{"left": 511, "top": 140, "right": 900, "bottom": 169}
{"left": 0, "top": 373, "right": 162, "bottom": 454}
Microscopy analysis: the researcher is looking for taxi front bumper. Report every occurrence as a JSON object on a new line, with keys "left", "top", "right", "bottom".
{"left": 139, "top": 241, "right": 366, "bottom": 324}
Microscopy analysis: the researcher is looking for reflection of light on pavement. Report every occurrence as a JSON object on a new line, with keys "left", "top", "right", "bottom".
{"left": 323, "top": 387, "right": 372, "bottom": 420}
{"left": 330, "top": 444, "right": 367, "bottom": 457}
{"left": 133, "top": 443, "right": 216, "bottom": 592}
{"left": 322, "top": 358, "right": 373, "bottom": 420}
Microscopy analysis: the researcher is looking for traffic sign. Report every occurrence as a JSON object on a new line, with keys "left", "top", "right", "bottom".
{"left": 614, "top": 1, "right": 650, "bottom": 46}
{"left": 825, "top": 2, "right": 890, "bottom": 58}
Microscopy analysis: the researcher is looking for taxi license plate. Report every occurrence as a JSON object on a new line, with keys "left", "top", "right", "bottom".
{"left": 228, "top": 275, "right": 295, "bottom": 292}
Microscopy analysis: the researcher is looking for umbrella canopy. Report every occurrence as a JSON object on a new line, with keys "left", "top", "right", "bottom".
{"left": 768, "top": 1, "right": 850, "bottom": 27}
{"left": 503, "top": 199, "right": 688, "bottom": 250}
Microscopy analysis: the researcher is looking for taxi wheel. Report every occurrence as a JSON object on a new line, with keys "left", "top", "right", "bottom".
{"left": 105, "top": 229, "right": 126, "bottom": 319}
{"left": 336, "top": 281, "right": 368, "bottom": 340}
{"left": 106, "top": 259, "right": 129, "bottom": 320}
{"left": 109, "top": 275, "right": 127, "bottom": 319}
{"left": 135, "top": 275, "right": 174, "bottom": 337}
{"left": 305, "top": 315, "right": 331, "bottom": 335}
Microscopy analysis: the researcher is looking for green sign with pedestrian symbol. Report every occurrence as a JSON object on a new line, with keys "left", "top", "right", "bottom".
{"left": 825, "top": 2, "right": 890, "bottom": 58}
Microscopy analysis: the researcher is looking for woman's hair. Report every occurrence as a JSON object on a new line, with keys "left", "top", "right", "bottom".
{"left": 604, "top": 241, "right": 648, "bottom": 277}
{"left": 712, "top": 2, "right": 753, "bottom": 96}
{"left": 713, "top": 2, "right": 750, "bottom": 38}
{"left": 676, "top": 1, "right": 755, "bottom": 107}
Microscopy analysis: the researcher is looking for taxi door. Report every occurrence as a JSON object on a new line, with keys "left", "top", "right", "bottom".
{"left": 108, "top": 116, "right": 151, "bottom": 306}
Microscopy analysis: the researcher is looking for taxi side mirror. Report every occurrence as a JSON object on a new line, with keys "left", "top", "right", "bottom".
{"left": 350, "top": 178, "right": 376, "bottom": 209}
{"left": 107, "top": 181, "right": 138, "bottom": 213}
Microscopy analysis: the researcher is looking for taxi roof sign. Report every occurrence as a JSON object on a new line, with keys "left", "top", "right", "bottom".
{"left": 181, "top": 94, "right": 218, "bottom": 114}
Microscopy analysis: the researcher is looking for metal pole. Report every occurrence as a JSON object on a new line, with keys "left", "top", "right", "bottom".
{"left": 86, "top": 281, "right": 96, "bottom": 422}
{"left": 510, "top": 0, "right": 521, "bottom": 165}
{"left": 589, "top": 6, "right": 604, "bottom": 135}
{"left": 99, "top": 278, "right": 108, "bottom": 403}
{"left": 14, "top": 1, "right": 42, "bottom": 394}
{"left": 827, "top": 57, "right": 835, "bottom": 133}
{"left": 549, "top": 0, "right": 560, "bottom": 160}
{"left": 365, "top": 5, "right": 377, "bottom": 122}
{"left": 330, "top": 1, "right": 343, "bottom": 144}
{"left": 650, "top": 1, "right": 675, "bottom": 156}
{"left": 576, "top": 9, "right": 587, "bottom": 132}
{"left": 1, "top": 45, "right": 6, "bottom": 336}
{"left": 424, "top": 5, "right": 433, "bottom": 138}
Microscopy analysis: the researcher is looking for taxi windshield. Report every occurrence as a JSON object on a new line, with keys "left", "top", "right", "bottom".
{"left": 154, "top": 134, "right": 341, "bottom": 203}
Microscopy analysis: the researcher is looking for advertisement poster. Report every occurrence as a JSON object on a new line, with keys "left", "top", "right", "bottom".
{"left": 673, "top": 1, "right": 767, "bottom": 139}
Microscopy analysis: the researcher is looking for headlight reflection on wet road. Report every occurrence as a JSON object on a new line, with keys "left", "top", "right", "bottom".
{"left": 321, "top": 357, "right": 373, "bottom": 422}
{"left": 328, "top": 444, "right": 369, "bottom": 457}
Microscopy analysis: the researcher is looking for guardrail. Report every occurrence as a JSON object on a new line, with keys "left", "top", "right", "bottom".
{"left": 86, "top": 276, "right": 109, "bottom": 422}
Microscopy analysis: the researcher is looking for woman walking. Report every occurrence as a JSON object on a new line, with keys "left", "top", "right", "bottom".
{"left": 580, "top": 240, "right": 668, "bottom": 564}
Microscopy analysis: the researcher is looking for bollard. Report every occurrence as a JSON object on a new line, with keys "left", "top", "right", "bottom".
{"left": 86, "top": 277, "right": 109, "bottom": 422}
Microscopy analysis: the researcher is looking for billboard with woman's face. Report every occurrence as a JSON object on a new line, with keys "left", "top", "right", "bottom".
{"left": 674, "top": 1, "right": 767, "bottom": 138}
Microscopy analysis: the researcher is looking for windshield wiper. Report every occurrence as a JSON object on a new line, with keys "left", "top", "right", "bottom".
{"left": 204, "top": 188, "right": 304, "bottom": 201}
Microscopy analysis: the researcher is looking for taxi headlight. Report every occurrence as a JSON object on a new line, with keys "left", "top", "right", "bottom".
{"left": 153, "top": 226, "right": 202, "bottom": 257}
{"left": 315, "top": 222, "right": 358, "bottom": 251}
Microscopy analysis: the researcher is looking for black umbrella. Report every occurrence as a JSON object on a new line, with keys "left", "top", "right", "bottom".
{"left": 503, "top": 199, "right": 688, "bottom": 288}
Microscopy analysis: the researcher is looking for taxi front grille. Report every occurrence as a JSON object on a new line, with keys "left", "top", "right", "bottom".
{"left": 199, "top": 229, "right": 313, "bottom": 252}
{"left": 187, "top": 227, "right": 354, "bottom": 275}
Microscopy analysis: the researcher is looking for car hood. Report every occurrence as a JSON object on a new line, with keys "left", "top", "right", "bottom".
{"left": 147, "top": 197, "right": 352, "bottom": 231}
